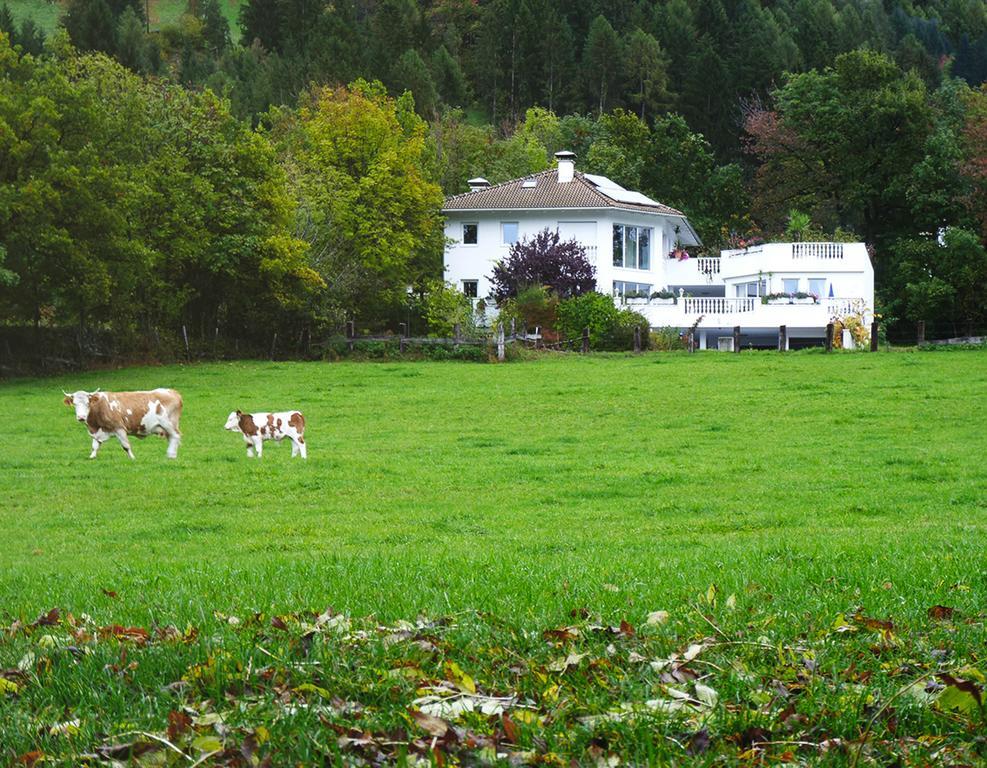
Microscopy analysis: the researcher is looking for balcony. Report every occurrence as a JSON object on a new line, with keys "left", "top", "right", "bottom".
{"left": 718, "top": 242, "right": 867, "bottom": 281}
{"left": 665, "top": 255, "right": 721, "bottom": 284}
{"left": 622, "top": 296, "right": 872, "bottom": 330}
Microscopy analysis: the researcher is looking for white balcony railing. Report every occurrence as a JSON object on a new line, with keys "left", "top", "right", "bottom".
{"left": 792, "top": 242, "right": 843, "bottom": 259}
{"left": 682, "top": 297, "right": 756, "bottom": 314}
{"left": 696, "top": 257, "right": 721, "bottom": 277}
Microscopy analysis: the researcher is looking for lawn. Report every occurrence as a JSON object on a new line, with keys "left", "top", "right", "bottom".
{"left": 1, "top": 351, "right": 985, "bottom": 765}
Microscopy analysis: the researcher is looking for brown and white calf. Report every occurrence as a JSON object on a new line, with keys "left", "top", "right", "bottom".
{"left": 224, "top": 410, "right": 307, "bottom": 459}
{"left": 64, "top": 388, "right": 183, "bottom": 459}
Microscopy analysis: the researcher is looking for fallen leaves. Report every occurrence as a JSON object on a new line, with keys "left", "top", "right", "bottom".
{"left": 2, "top": 601, "right": 984, "bottom": 766}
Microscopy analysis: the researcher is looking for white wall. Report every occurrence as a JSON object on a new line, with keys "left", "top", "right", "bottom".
{"left": 443, "top": 210, "right": 688, "bottom": 299}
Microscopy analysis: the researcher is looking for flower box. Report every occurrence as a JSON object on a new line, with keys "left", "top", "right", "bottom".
{"left": 767, "top": 298, "right": 791, "bottom": 305}
{"left": 650, "top": 297, "right": 675, "bottom": 305}
{"left": 626, "top": 297, "right": 649, "bottom": 306}
{"left": 794, "top": 297, "right": 816, "bottom": 305}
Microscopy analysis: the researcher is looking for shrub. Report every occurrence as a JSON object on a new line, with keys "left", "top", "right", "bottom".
{"left": 557, "top": 292, "right": 649, "bottom": 350}
{"left": 651, "top": 326, "right": 684, "bottom": 350}
{"left": 423, "top": 281, "right": 474, "bottom": 337}
{"left": 490, "top": 229, "right": 596, "bottom": 303}
{"left": 557, "top": 292, "right": 619, "bottom": 348}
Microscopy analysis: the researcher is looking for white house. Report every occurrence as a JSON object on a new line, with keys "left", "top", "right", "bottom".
{"left": 442, "top": 151, "right": 874, "bottom": 348}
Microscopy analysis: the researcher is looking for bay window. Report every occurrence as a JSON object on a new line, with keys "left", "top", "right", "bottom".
{"left": 612, "top": 225, "right": 652, "bottom": 269}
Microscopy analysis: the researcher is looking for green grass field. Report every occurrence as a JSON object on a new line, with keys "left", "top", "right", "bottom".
{"left": 1, "top": 352, "right": 985, "bottom": 765}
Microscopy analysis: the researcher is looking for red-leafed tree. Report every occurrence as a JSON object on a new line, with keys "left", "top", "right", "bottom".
{"left": 489, "top": 228, "right": 596, "bottom": 303}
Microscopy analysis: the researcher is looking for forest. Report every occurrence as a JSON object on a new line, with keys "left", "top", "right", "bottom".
{"left": 1, "top": 0, "right": 986, "bottom": 359}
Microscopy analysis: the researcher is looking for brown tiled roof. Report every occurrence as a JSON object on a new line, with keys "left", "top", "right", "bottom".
{"left": 442, "top": 170, "right": 686, "bottom": 217}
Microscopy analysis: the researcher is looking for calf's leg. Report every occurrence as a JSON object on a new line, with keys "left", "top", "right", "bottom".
{"left": 253, "top": 435, "right": 264, "bottom": 458}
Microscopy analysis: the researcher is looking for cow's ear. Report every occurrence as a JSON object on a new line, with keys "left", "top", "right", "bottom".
{"left": 63, "top": 396, "right": 71, "bottom": 406}
{"left": 236, "top": 410, "right": 242, "bottom": 416}
{"left": 88, "top": 393, "right": 99, "bottom": 403}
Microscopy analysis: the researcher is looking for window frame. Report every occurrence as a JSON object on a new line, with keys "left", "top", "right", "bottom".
{"left": 808, "top": 278, "right": 826, "bottom": 297}
{"left": 782, "top": 278, "right": 800, "bottom": 295}
{"left": 612, "top": 224, "right": 653, "bottom": 270}
{"left": 501, "top": 221, "right": 519, "bottom": 245}
{"left": 461, "top": 280, "right": 478, "bottom": 299}
{"left": 462, "top": 222, "right": 478, "bottom": 246}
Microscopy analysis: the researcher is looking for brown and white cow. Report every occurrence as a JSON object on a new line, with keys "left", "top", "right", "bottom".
{"left": 224, "top": 410, "right": 307, "bottom": 459}
{"left": 63, "top": 388, "right": 183, "bottom": 459}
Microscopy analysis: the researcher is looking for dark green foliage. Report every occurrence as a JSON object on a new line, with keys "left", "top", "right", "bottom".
{"left": 63, "top": 0, "right": 118, "bottom": 54}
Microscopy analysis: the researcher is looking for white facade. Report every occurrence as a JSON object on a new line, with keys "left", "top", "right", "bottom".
{"left": 443, "top": 209, "right": 694, "bottom": 302}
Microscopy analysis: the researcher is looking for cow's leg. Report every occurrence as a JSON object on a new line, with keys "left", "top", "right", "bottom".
{"left": 253, "top": 436, "right": 263, "bottom": 458}
{"left": 114, "top": 428, "right": 135, "bottom": 460}
{"left": 244, "top": 437, "right": 254, "bottom": 458}
{"left": 161, "top": 419, "right": 181, "bottom": 459}
{"left": 89, "top": 431, "right": 109, "bottom": 459}
{"left": 290, "top": 439, "right": 299, "bottom": 458}
{"left": 297, "top": 438, "right": 307, "bottom": 459}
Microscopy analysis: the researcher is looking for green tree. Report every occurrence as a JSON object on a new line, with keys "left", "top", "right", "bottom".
{"left": 622, "top": 28, "right": 670, "bottom": 120}
{"left": 116, "top": 6, "right": 148, "bottom": 71}
{"left": 270, "top": 80, "right": 445, "bottom": 323}
{"left": 391, "top": 48, "right": 438, "bottom": 116}
{"left": 431, "top": 44, "right": 468, "bottom": 106}
{"left": 199, "top": 0, "right": 230, "bottom": 54}
{"left": 63, "top": 0, "right": 118, "bottom": 55}
{"left": 583, "top": 15, "right": 622, "bottom": 115}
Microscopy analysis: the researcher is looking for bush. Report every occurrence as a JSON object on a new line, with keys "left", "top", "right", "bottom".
{"left": 651, "top": 326, "right": 684, "bottom": 350}
{"left": 557, "top": 292, "right": 650, "bottom": 350}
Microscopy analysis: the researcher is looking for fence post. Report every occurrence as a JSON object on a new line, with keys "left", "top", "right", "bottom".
{"left": 497, "top": 322, "right": 505, "bottom": 361}
{"left": 686, "top": 330, "right": 694, "bottom": 353}
{"left": 870, "top": 319, "right": 879, "bottom": 351}
{"left": 778, "top": 325, "right": 787, "bottom": 352}
{"left": 399, "top": 322, "right": 406, "bottom": 338}
{"left": 825, "top": 322, "right": 834, "bottom": 352}
{"left": 454, "top": 323, "right": 461, "bottom": 343}
{"left": 213, "top": 326, "right": 220, "bottom": 360}
{"left": 582, "top": 327, "right": 590, "bottom": 354}
{"left": 633, "top": 325, "right": 641, "bottom": 353}
{"left": 510, "top": 318, "right": 516, "bottom": 340}
{"left": 269, "top": 332, "right": 278, "bottom": 361}
{"left": 399, "top": 336, "right": 407, "bottom": 353}
{"left": 182, "top": 324, "right": 191, "bottom": 362}
{"left": 733, "top": 325, "right": 741, "bottom": 353}
{"left": 917, "top": 320, "right": 925, "bottom": 346}
{"left": 346, "top": 320, "right": 355, "bottom": 352}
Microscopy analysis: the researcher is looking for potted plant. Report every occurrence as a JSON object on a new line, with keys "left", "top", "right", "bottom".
{"left": 763, "top": 292, "right": 792, "bottom": 305}
{"left": 625, "top": 290, "right": 649, "bottom": 305}
{"left": 793, "top": 291, "right": 816, "bottom": 305}
{"left": 649, "top": 289, "right": 676, "bottom": 305}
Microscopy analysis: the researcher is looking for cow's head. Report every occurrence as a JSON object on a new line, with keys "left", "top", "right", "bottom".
{"left": 63, "top": 389, "right": 100, "bottom": 422}
{"left": 224, "top": 411, "right": 242, "bottom": 432}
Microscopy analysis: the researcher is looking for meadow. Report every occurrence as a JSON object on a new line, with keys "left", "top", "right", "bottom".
{"left": 0, "top": 351, "right": 985, "bottom": 765}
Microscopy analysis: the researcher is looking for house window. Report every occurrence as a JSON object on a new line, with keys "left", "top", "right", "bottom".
{"left": 808, "top": 278, "right": 826, "bottom": 297}
{"left": 735, "top": 280, "right": 767, "bottom": 297}
{"left": 462, "top": 280, "right": 478, "bottom": 298}
{"left": 782, "top": 278, "right": 799, "bottom": 294}
{"left": 462, "top": 223, "right": 478, "bottom": 245}
{"left": 613, "top": 280, "right": 652, "bottom": 299}
{"left": 612, "top": 224, "right": 653, "bottom": 269}
{"left": 502, "top": 222, "right": 519, "bottom": 244}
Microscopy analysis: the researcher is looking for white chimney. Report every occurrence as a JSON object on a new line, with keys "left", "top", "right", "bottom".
{"left": 555, "top": 151, "right": 576, "bottom": 183}
{"left": 468, "top": 177, "right": 490, "bottom": 192}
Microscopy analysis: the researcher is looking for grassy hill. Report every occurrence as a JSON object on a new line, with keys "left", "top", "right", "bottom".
{"left": 4, "top": 0, "right": 241, "bottom": 37}
{"left": 1, "top": 352, "right": 985, "bottom": 764}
